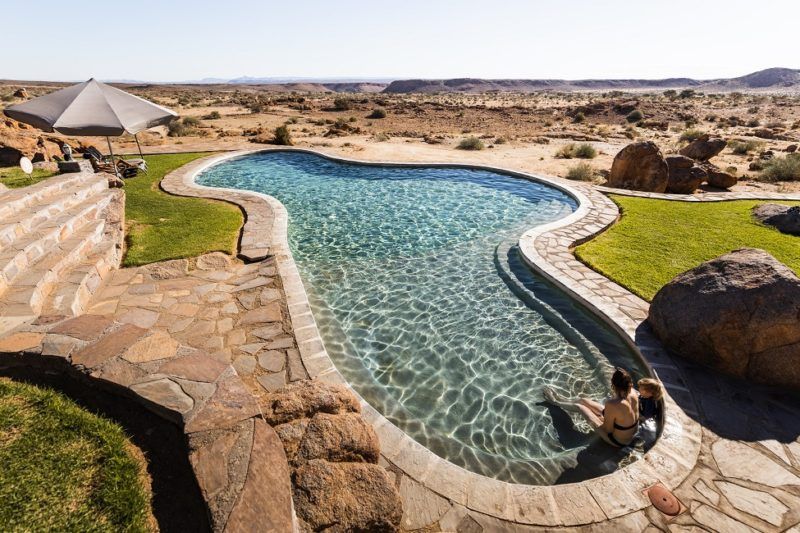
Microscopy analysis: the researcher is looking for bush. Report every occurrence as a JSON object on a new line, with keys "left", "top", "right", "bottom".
{"left": 730, "top": 140, "right": 762, "bottom": 155}
{"left": 556, "top": 143, "right": 596, "bottom": 159}
{"left": 663, "top": 89, "right": 677, "bottom": 99}
{"left": 679, "top": 128, "right": 704, "bottom": 142}
{"left": 566, "top": 163, "right": 596, "bottom": 181}
{"left": 494, "top": 137, "right": 507, "bottom": 144}
{"left": 746, "top": 118, "right": 760, "bottom": 128}
{"left": 574, "top": 143, "right": 597, "bottom": 159}
{"left": 456, "top": 137, "right": 485, "bottom": 150}
{"left": 572, "top": 112, "right": 585, "bottom": 124}
{"left": 333, "top": 97, "right": 352, "bottom": 111}
{"left": 679, "top": 89, "right": 696, "bottom": 99}
{"left": 273, "top": 125, "right": 293, "bottom": 146}
{"left": 367, "top": 108, "right": 387, "bottom": 119}
{"left": 181, "top": 116, "right": 201, "bottom": 127}
{"left": 761, "top": 154, "right": 800, "bottom": 181}
{"left": 204, "top": 111, "right": 221, "bottom": 120}
{"left": 626, "top": 110, "right": 643, "bottom": 123}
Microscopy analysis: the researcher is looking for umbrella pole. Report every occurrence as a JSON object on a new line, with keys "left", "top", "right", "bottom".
{"left": 106, "top": 136, "right": 121, "bottom": 180}
{"left": 134, "top": 133, "right": 144, "bottom": 160}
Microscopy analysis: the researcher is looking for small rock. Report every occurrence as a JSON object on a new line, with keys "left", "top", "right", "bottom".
{"left": 699, "top": 162, "right": 737, "bottom": 189}
{"left": 665, "top": 155, "right": 705, "bottom": 194}
{"left": 786, "top": 144, "right": 798, "bottom": 153}
{"left": 196, "top": 252, "right": 232, "bottom": 271}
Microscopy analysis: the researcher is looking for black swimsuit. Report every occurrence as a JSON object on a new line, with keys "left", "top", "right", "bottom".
{"left": 603, "top": 409, "right": 638, "bottom": 447}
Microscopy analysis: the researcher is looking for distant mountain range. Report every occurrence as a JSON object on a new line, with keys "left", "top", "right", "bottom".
{"left": 381, "top": 68, "right": 800, "bottom": 93}
{"left": 6, "top": 68, "right": 800, "bottom": 94}
{"left": 175, "top": 68, "right": 800, "bottom": 93}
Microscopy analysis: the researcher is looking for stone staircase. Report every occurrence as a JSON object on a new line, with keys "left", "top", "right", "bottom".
{"left": 0, "top": 170, "right": 124, "bottom": 333}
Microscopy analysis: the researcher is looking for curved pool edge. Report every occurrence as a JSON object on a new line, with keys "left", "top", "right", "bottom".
{"left": 163, "top": 148, "right": 703, "bottom": 527}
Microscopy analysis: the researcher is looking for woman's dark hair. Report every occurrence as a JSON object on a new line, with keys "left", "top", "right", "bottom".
{"left": 611, "top": 368, "right": 633, "bottom": 398}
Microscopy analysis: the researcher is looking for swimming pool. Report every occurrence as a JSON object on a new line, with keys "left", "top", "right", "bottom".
{"left": 198, "top": 151, "right": 651, "bottom": 484}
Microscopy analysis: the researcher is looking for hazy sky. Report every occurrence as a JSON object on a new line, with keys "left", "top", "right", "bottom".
{"left": 3, "top": 0, "right": 797, "bottom": 82}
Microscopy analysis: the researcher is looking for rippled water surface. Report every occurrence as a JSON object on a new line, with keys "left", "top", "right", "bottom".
{"left": 199, "top": 151, "right": 650, "bottom": 484}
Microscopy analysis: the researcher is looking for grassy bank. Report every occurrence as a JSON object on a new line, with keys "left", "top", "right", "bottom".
{"left": 124, "top": 153, "right": 243, "bottom": 266}
{"left": 575, "top": 195, "right": 800, "bottom": 301}
{"left": 0, "top": 167, "right": 58, "bottom": 188}
{"left": 0, "top": 378, "right": 153, "bottom": 532}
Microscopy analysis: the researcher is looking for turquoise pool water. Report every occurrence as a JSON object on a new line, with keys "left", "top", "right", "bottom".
{"left": 198, "top": 151, "right": 650, "bottom": 484}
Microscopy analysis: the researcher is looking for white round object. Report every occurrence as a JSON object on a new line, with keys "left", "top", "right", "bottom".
{"left": 19, "top": 157, "right": 33, "bottom": 175}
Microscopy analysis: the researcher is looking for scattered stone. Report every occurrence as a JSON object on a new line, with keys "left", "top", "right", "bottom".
{"left": 260, "top": 288, "right": 281, "bottom": 305}
{"left": 665, "top": 155, "right": 706, "bottom": 194}
{"left": 232, "top": 355, "right": 257, "bottom": 376}
{"left": 399, "top": 476, "right": 451, "bottom": 531}
{"left": 258, "top": 350, "right": 285, "bottom": 372}
{"left": 12, "top": 87, "right": 28, "bottom": 98}
{"left": 158, "top": 351, "right": 228, "bottom": 382}
{"left": 753, "top": 203, "right": 800, "bottom": 235}
{"left": 251, "top": 323, "right": 284, "bottom": 340}
{"left": 130, "top": 378, "right": 194, "bottom": 415}
{"left": 649, "top": 248, "right": 800, "bottom": 389}
{"left": 679, "top": 135, "right": 727, "bottom": 161}
{"left": 237, "top": 303, "right": 281, "bottom": 325}
{"left": 712, "top": 439, "right": 800, "bottom": 487}
{"left": 72, "top": 324, "right": 147, "bottom": 368}
{"left": 607, "top": 141, "right": 669, "bottom": 192}
{"left": 716, "top": 481, "right": 788, "bottom": 527}
{"left": 257, "top": 371, "right": 287, "bottom": 392}
{"left": 122, "top": 330, "right": 180, "bottom": 363}
{"left": 196, "top": 252, "right": 231, "bottom": 271}
{"left": 141, "top": 259, "right": 190, "bottom": 280}
{"left": 262, "top": 379, "right": 360, "bottom": 425}
{"left": 293, "top": 460, "right": 402, "bottom": 532}
{"left": 223, "top": 421, "right": 295, "bottom": 533}
{"left": 0, "top": 331, "right": 44, "bottom": 353}
{"left": 185, "top": 374, "right": 261, "bottom": 433}
{"left": 287, "top": 349, "right": 308, "bottom": 382}
{"left": 786, "top": 144, "right": 798, "bottom": 153}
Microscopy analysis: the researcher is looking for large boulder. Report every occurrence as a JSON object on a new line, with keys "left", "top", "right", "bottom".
{"left": 753, "top": 204, "right": 800, "bottom": 235}
{"left": 679, "top": 135, "right": 727, "bottom": 161}
{"left": 699, "top": 162, "right": 738, "bottom": 189}
{"left": 665, "top": 155, "right": 706, "bottom": 194}
{"left": 294, "top": 460, "right": 402, "bottom": 532}
{"left": 649, "top": 248, "right": 800, "bottom": 389}
{"left": 607, "top": 141, "right": 669, "bottom": 192}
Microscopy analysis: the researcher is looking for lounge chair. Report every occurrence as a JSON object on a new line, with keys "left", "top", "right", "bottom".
{"left": 84, "top": 146, "right": 147, "bottom": 176}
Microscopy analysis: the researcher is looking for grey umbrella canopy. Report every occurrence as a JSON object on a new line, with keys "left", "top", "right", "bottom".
{"left": 3, "top": 78, "right": 177, "bottom": 136}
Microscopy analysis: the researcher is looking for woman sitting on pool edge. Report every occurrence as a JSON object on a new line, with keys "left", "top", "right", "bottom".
{"left": 544, "top": 368, "right": 640, "bottom": 448}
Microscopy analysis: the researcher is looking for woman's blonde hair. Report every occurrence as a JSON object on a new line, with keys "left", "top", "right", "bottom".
{"left": 638, "top": 378, "right": 664, "bottom": 401}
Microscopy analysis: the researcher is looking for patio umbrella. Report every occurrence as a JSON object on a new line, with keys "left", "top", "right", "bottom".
{"left": 3, "top": 78, "right": 178, "bottom": 176}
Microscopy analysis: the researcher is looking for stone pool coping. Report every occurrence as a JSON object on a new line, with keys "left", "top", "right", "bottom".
{"left": 164, "top": 148, "right": 704, "bottom": 527}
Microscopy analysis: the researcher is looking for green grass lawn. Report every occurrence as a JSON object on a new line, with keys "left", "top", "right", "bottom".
{"left": 575, "top": 195, "right": 800, "bottom": 301}
{"left": 0, "top": 378, "right": 153, "bottom": 532}
{"left": 123, "top": 153, "right": 243, "bottom": 266}
{"left": 0, "top": 167, "right": 58, "bottom": 188}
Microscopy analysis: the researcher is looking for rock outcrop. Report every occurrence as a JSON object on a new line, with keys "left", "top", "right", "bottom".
{"left": 753, "top": 204, "right": 800, "bottom": 235}
{"left": 649, "top": 248, "right": 800, "bottom": 389}
{"left": 607, "top": 141, "right": 669, "bottom": 192}
{"left": 265, "top": 380, "right": 402, "bottom": 532}
{"left": 665, "top": 155, "right": 706, "bottom": 194}
{"left": 679, "top": 135, "right": 727, "bottom": 161}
